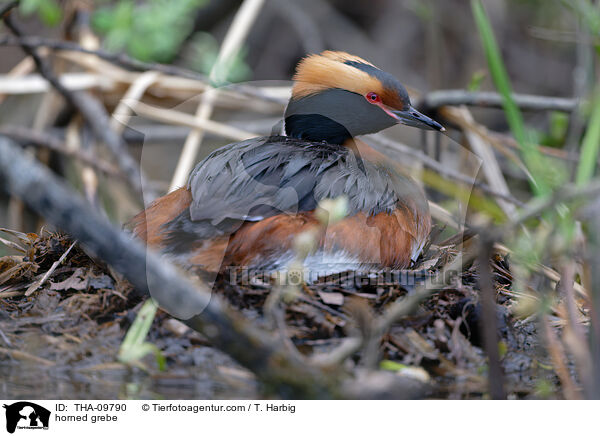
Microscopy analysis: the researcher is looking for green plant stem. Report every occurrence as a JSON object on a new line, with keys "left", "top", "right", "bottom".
{"left": 471, "top": 0, "right": 551, "bottom": 196}
{"left": 576, "top": 91, "right": 600, "bottom": 186}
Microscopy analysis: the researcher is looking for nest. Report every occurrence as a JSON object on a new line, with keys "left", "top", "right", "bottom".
{"left": 0, "top": 228, "right": 554, "bottom": 399}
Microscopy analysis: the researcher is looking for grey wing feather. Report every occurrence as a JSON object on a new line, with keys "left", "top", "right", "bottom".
{"left": 163, "top": 136, "right": 425, "bottom": 253}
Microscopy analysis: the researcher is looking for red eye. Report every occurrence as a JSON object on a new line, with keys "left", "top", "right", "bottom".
{"left": 366, "top": 92, "right": 381, "bottom": 103}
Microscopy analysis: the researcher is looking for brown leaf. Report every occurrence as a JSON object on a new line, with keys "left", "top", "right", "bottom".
{"left": 50, "top": 267, "right": 88, "bottom": 291}
{"left": 318, "top": 291, "right": 344, "bottom": 306}
{"left": 0, "top": 258, "right": 37, "bottom": 285}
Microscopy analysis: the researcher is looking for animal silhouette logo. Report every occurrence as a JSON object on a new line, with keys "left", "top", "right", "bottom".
{"left": 3, "top": 402, "right": 50, "bottom": 433}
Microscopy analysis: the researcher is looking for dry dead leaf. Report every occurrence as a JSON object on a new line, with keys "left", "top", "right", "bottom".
{"left": 318, "top": 291, "right": 344, "bottom": 306}
{"left": 50, "top": 267, "right": 88, "bottom": 291}
{"left": 0, "top": 258, "right": 37, "bottom": 285}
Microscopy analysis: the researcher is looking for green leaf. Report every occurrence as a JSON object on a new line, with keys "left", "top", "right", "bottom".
{"left": 549, "top": 111, "right": 569, "bottom": 144}
{"left": 37, "top": 0, "right": 62, "bottom": 26}
{"left": 467, "top": 70, "right": 486, "bottom": 92}
{"left": 19, "top": 0, "right": 62, "bottom": 26}
{"left": 380, "top": 360, "right": 408, "bottom": 371}
{"left": 19, "top": 0, "right": 39, "bottom": 16}
{"left": 471, "top": 0, "right": 553, "bottom": 196}
{"left": 576, "top": 90, "right": 600, "bottom": 186}
{"left": 118, "top": 299, "right": 166, "bottom": 370}
{"left": 92, "top": 0, "right": 208, "bottom": 64}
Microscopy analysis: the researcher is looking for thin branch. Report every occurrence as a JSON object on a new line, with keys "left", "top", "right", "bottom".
{"left": 0, "top": 34, "right": 208, "bottom": 82}
{"left": 477, "top": 238, "right": 506, "bottom": 399}
{"left": 370, "top": 134, "right": 525, "bottom": 206}
{"left": 510, "top": 179, "right": 600, "bottom": 227}
{"left": 110, "top": 71, "right": 160, "bottom": 134}
{"left": 0, "top": 346, "right": 55, "bottom": 366}
{"left": 376, "top": 248, "right": 476, "bottom": 334}
{"left": 0, "top": 34, "right": 286, "bottom": 105}
{"left": 419, "top": 89, "right": 578, "bottom": 112}
{"left": 557, "top": 261, "right": 594, "bottom": 397}
{"left": 0, "top": 127, "right": 121, "bottom": 177}
{"left": 2, "top": 13, "right": 153, "bottom": 200}
{"left": 492, "top": 131, "right": 600, "bottom": 166}
{"left": 25, "top": 241, "right": 76, "bottom": 296}
{"left": 542, "top": 314, "right": 581, "bottom": 399}
{"left": 0, "top": 1, "right": 17, "bottom": 18}
{"left": 453, "top": 106, "right": 517, "bottom": 217}
{"left": 581, "top": 196, "right": 600, "bottom": 399}
{"left": 132, "top": 101, "right": 255, "bottom": 142}
{"left": 441, "top": 105, "right": 535, "bottom": 186}
{"left": 321, "top": 247, "right": 475, "bottom": 367}
{"left": 0, "top": 73, "right": 113, "bottom": 94}
{"left": 169, "top": 0, "right": 265, "bottom": 191}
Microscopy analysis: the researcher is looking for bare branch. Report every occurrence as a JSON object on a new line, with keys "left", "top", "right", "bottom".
{"left": 477, "top": 238, "right": 506, "bottom": 399}
{"left": 370, "top": 134, "right": 525, "bottom": 206}
{"left": 0, "top": 34, "right": 286, "bottom": 105}
{"left": 510, "top": 180, "right": 600, "bottom": 227}
{"left": 419, "top": 89, "right": 577, "bottom": 112}
{"left": 2, "top": 14, "right": 153, "bottom": 200}
{"left": 0, "top": 127, "right": 120, "bottom": 177}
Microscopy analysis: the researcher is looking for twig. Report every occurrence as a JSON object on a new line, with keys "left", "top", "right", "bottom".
{"left": 477, "top": 238, "right": 506, "bottom": 399}
{"left": 0, "top": 127, "right": 120, "bottom": 177}
{"left": 310, "top": 337, "right": 362, "bottom": 367}
{"left": 0, "top": 34, "right": 286, "bottom": 104}
{"left": 376, "top": 248, "right": 476, "bottom": 334}
{"left": 0, "top": 34, "right": 208, "bottom": 82}
{"left": 541, "top": 314, "right": 581, "bottom": 399}
{"left": 428, "top": 201, "right": 462, "bottom": 229}
{"left": 494, "top": 243, "right": 588, "bottom": 300}
{"left": 169, "top": 0, "right": 265, "bottom": 191}
{"left": 0, "top": 73, "right": 114, "bottom": 94}
{"left": 452, "top": 107, "right": 517, "bottom": 217}
{"left": 557, "top": 261, "right": 594, "bottom": 397}
{"left": 323, "top": 244, "right": 476, "bottom": 370}
{"left": 3, "top": 35, "right": 578, "bottom": 115}
{"left": 419, "top": 89, "right": 578, "bottom": 112}
{"left": 110, "top": 71, "right": 160, "bottom": 134}
{"left": 318, "top": 246, "right": 475, "bottom": 374}
{"left": 509, "top": 180, "right": 600, "bottom": 227}
{"left": 0, "top": 1, "right": 17, "bottom": 18}
{"left": 2, "top": 14, "right": 153, "bottom": 200}
{"left": 370, "top": 134, "right": 524, "bottom": 206}
{"left": 441, "top": 105, "right": 535, "bottom": 189}
{"left": 0, "top": 346, "right": 55, "bottom": 366}
{"left": 0, "top": 327, "right": 12, "bottom": 347}
{"left": 581, "top": 196, "right": 600, "bottom": 399}
{"left": 0, "top": 53, "right": 35, "bottom": 105}
{"left": 492, "top": 131, "right": 600, "bottom": 166}
{"left": 25, "top": 241, "right": 76, "bottom": 296}
{"left": 120, "top": 119, "right": 276, "bottom": 143}
{"left": 564, "top": 11, "right": 595, "bottom": 178}
{"left": 132, "top": 101, "right": 256, "bottom": 142}
{"left": 559, "top": 262, "right": 587, "bottom": 347}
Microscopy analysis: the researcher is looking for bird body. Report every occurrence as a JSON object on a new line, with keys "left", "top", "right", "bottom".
{"left": 132, "top": 51, "right": 444, "bottom": 274}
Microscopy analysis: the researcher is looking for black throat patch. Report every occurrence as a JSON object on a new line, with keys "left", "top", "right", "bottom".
{"left": 284, "top": 113, "right": 351, "bottom": 145}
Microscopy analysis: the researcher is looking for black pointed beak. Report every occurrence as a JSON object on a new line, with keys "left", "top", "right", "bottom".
{"left": 392, "top": 106, "right": 445, "bottom": 132}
